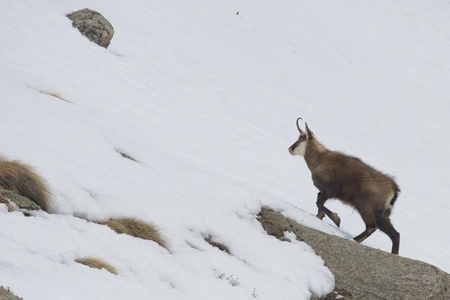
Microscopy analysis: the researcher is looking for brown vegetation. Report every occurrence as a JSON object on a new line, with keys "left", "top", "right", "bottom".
{"left": 39, "top": 89, "right": 69, "bottom": 102}
{"left": 95, "top": 217, "right": 169, "bottom": 250}
{"left": 204, "top": 235, "right": 230, "bottom": 254}
{"left": 0, "top": 157, "right": 52, "bottom": 212}
{"left": 75, "top": 257, "right": 117, "bottom": 275}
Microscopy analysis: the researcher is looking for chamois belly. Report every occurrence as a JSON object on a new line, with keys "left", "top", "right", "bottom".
{"left": 337, "top": 186, "right": 392, "bottom": 212}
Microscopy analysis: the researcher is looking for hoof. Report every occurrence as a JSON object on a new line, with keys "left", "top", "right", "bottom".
{"left": 354, "top": 236, "right": 362, "bottom": 243}
{"left": 330, "top": 213, "right": 341, "bottom": 227}
{"left": 316, "top": 211, "right": 325, "bottom": 220}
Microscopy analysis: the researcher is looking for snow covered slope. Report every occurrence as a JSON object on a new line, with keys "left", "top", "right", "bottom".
{"left": 1, "top": 1, "right": 449, "bottom": 299}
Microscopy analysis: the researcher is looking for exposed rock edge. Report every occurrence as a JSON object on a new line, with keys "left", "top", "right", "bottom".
{"left": 258, "top": 206, "right": 449, "bottom": 300}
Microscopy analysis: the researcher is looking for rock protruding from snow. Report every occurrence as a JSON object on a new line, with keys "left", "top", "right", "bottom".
{"left": 258, "top": 207, "right": 450, "bottom": 300}
{"left": 3, "top": 192, "right": 42, "bottom": 211}
{"left": 67, "top": 8, "right": 114, "bottom": 48}
{"left": 0, "top": 286, "right": 22, "bottom": 300}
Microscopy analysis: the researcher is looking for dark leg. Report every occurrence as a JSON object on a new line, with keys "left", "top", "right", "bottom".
{"left": 353, "top": 224, "right": 377, "bottom": 243}
{"left": 316, "top": 192, "right": 341, "bottom": 227}
{"left": 376, "top": 216, "right": 400, "bottom": 255}
{"left": 354, "top": 211, "right": 377, "bottom": 244}
{"left": 317, "top": 210, "right": 326, "bottom": 220}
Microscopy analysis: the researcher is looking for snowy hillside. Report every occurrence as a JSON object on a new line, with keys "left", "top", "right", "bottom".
{"left": 1, "top": 1, "right": 449, "bottom": 299}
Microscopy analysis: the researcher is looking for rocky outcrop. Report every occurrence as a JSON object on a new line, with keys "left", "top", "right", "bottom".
{"left": 67, "top": 8, "right": 114, "bottom": 48}
{"left": 0, "top": 286, "right": 22, "bottom": 300}
{"left": 258, "top": 206, "right": 450, "bottom": 300}
{"left": 2, "top": 192, "right": 42, "bottom": 211}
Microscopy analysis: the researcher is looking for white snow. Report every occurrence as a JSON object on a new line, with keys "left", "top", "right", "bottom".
{"left": 1, "top": 0, "right": 449, "bottom": 299}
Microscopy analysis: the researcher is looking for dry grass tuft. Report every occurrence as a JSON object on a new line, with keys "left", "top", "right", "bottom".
{"left": 204, "top": 235, "right": 231, "bottom": 254}
{"left": 75, "top": 257, "right": 117, "bottom": 275}
{"left": 39, "top": 90, "right": 70, "bottom": 102}
{"left": 0, "top": 158, "right": 52, "bottom": 212}
{"left": 95, "top": 217, "right": 169, "bottom": 251}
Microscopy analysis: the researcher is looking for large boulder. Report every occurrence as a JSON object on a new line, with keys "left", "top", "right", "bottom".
{"left": 67, "top": 8, "right": 114, "bottom": 48}
{"left": 258, "top": 207, "right": 450, "bottom": 300}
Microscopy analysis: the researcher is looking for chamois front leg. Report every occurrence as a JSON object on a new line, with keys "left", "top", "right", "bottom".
{"left": 316, "top": 192, "right": 341, "bottom": 227}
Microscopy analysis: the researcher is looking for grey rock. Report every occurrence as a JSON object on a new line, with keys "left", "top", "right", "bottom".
{"left": 0, "top": 286, "right": 22, "bottom": 300}
{"left": 258, "top": 206, "right": 450, "bottom": 300}
{"left": 3, "top": 192, "right": 42, "bottom": 211}
{"left": 67, "top": 8, "right": 114, "bottom": 48}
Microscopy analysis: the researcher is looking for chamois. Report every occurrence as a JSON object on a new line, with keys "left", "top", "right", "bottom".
{"left": 288, "top": 118, "right": 400, "bottom": 254}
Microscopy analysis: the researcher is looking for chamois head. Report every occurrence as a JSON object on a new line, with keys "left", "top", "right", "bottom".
{"left": 288, "top": 117, "right": 314, "bottom": 156}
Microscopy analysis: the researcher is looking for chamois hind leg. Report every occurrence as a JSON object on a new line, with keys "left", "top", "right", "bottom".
{"left": 316, "top": 192, "right": 341, "bottom": 227}
{"left": 353, "top": 212, "right": 377, "bottom": 244}
{"left": 353, "top": 224, "right": 377, "bottom": 244}
{"left": 376, "top": 215, "right": 400, "bottom": 255}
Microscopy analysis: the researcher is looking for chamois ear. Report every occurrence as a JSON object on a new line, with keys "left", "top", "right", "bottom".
{"left": 305, "top": 122, "right": 314, "bottom": 140}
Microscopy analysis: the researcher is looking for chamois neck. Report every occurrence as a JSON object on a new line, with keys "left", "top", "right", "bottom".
{"left": 304, "top": 139, "right": 328, "bottom": 170}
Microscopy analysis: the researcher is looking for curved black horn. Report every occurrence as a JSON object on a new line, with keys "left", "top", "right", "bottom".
{"left": 296, "top": 117, "right": 304, "bottom": 133}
